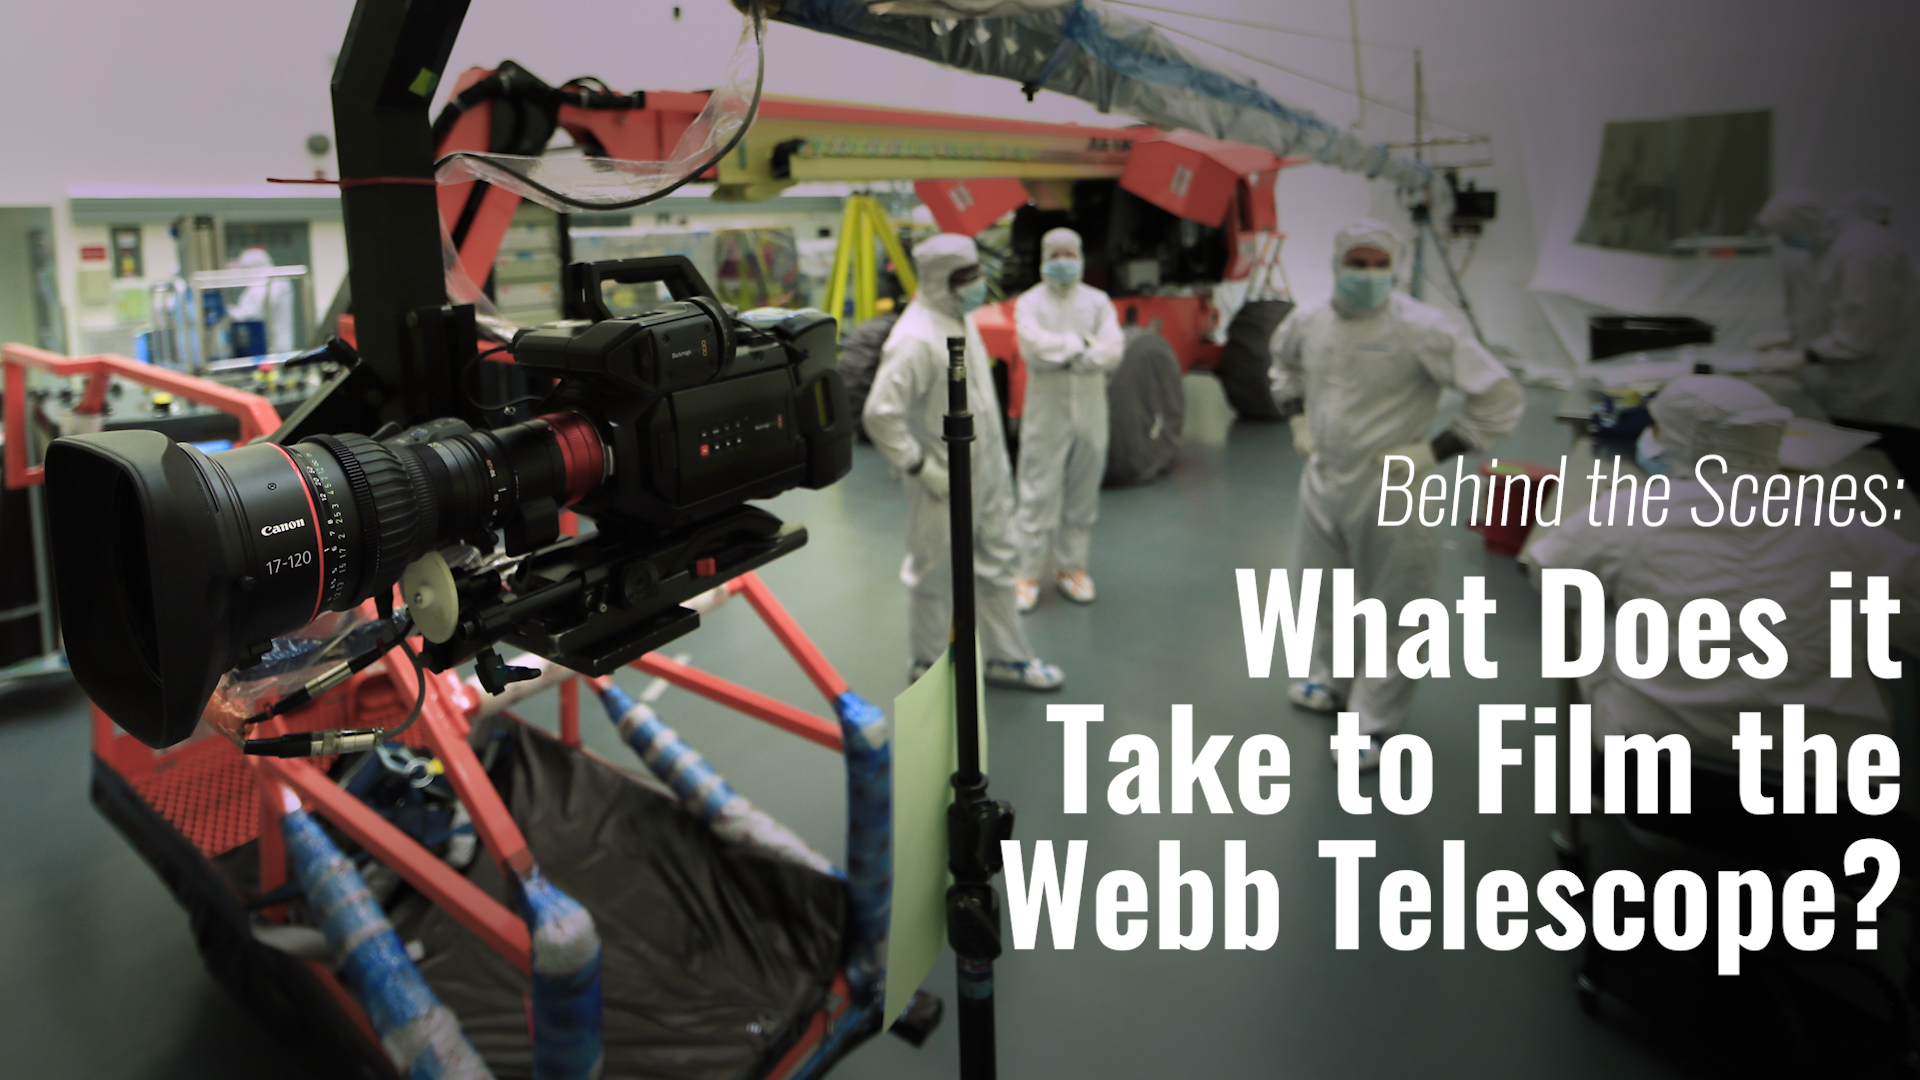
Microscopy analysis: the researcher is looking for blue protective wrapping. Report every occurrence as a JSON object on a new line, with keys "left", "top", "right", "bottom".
{"left": 281, "top": 808, "right": 493, "bottom": 1080}
{"left": 599, "top": 684, "right": 738, "bottom": 820}
{"left": 770, "top": 0, "right": 1435, "bottom": 195}
{"left": 595, "top": 683, "right": 840, "bottom": 878}
{"left": 515, "top": 868, "right": 605, "bottom": 1080}
{"left": 832, "top": 691, "right": 891, "bottom": 1006}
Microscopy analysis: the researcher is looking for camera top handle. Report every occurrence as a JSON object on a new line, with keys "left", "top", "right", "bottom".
{"left": 563, "top": 256, "right": 720, "bottom": 321}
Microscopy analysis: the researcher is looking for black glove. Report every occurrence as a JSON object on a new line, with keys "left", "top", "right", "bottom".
{"left": 1430, "top": 430, "right": 1472, "bottom": 463}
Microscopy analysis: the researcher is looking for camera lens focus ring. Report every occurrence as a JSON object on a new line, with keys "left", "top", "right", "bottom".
{"left": 304, "top": 433, "right": 420, "bottom": 602}
{"left": 395, "top": 445, "right": 440, "bottom": 564}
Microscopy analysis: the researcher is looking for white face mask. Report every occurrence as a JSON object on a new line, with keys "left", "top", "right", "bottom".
{"left": 1041, "top": 257, "right": 1082, "bottom": 285}
{"left": 1334, "top": 268, "right": 1393, "bottom": 312}
{"left": 956, "top": 278, "right": 989, "bottom": 311}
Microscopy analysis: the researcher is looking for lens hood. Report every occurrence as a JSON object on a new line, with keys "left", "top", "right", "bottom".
{"left": 46, "top": 430, "right": 234, "bottom": 748}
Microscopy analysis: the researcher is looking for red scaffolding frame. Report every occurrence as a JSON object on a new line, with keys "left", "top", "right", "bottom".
{"left": 10, "top": 344, "right": 874, "bottom": 1076}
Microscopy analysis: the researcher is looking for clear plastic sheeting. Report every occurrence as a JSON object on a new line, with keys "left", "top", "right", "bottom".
{"left": 201, "top": 608, "right": 393, "bottom": 744}
{"left": 433, "top": 2, "right": 767, "bottom": 212}
{"left": 440, "top": 221, "right": 522, "bottom": 338}
{"left": 768, "top": 0, "right": 1438, "bottom": 198}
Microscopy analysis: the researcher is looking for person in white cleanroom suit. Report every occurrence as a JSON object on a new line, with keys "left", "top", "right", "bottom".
{"left": 1525, "top": 375, "right": 1920, "bottom": 763}
{"left": 1756, "top": 187, "right": 1920, "bottom": 480}
{"left": 863, "top": 233, "right": 1066, "bottom": 690}
{"left": 1754, "top": 189, "right": 1831, "bottom": 352}
{"left": 1269, "top": 219, "right": 1524, "bottom": 767}
{"left": 226, "top": 246, "right": 297, "bottom": 354}
{"left": 1012, "top": 227, "right": 1125, "bottom": 612}
{"left": 1805, "top": 194, "right": 1920, "bottom": 482}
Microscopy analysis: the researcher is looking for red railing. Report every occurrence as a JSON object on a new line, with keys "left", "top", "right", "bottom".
{"left": 2, "top": 343, "right": 283, "bottom": 489}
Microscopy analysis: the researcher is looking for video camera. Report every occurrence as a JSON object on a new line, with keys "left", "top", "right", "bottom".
{"left": 45, "top": 255, "right": 852, "bottom": 749}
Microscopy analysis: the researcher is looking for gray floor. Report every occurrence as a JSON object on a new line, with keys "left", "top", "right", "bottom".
{"left": 0, "top": 379, "right": 1696, "bottom": 1078}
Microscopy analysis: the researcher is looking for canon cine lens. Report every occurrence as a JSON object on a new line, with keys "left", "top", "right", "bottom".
{"left": 46, "top": 413, "right": 606, "bottom": 748}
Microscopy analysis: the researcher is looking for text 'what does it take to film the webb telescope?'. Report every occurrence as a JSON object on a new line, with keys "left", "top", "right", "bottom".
{"left": 985, "top": 563, "right": 1906, "bottom": 976}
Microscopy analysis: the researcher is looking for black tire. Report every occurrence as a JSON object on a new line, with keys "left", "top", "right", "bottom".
{"left": 1104, "top": 327, "right": 1185, "bottom": 487}
{"left": 836, "top": 311, "right": 900, "bottom": 443}
{"left": 1216, "top": 299, "right": 1294, "bottom": 421}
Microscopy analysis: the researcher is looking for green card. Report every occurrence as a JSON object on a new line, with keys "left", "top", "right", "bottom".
{"left": 883, "top": 644, "right": 986, "bottom": 1030}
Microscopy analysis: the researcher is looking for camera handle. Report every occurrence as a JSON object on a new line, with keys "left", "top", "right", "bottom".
{"left": 941, "top": 335, "right": 1011, "bottom": 1080}
{"left": 562, "top": 256, "right": 721, "bottom": 321}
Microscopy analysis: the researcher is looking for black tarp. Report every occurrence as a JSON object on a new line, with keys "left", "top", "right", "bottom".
{"left": 387, "top": 717, "right": 848, "bottom": 1080}
{"left": 1103, "top": 327, "right": 1185, "bottom": 487}
{"left": 93, "top": 759, "right": 398, "bottom": 1079}
{"left": 96, "top": 714, "right": 851, "bottom": 1080}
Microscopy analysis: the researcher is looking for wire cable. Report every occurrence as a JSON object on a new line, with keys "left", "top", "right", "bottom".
{"left": 384, "top": 635, "right": 428, "bottom": 744}
{"left": 330, "top": 633, "right": 428, "bottom": 790}
{"left": 462, "top": 343, "right": 551, "bottom": 417}
{"left": 242, "top": 617, "right": 430, "bottom": 767}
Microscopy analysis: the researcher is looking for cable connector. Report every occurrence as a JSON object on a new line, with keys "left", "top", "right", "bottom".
{"left": 244, "top": 727, "right": 384, "bottom": 758}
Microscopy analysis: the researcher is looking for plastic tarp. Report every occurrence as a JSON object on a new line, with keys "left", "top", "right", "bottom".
{"left": 387, "top": 717, "right": 846, "bottom": 1080}
{"left": 434, "top": 5, "right": 766, "bottom": 211}
{"left": 766, "top": 0, "right": 1436, "bottom": 197}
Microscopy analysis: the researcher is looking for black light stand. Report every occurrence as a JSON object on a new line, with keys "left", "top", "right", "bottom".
{"left": 941, "top": 336, "right": 1015, "bottom": 1080}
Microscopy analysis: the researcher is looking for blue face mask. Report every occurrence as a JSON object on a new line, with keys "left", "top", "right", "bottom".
{"left": 1335, "top": 268, "right": 1393, "bottom": 312}
{"left": 1634, "top": 425, "right": 1667, "bottom": 475}
{"left": 1779, "top": 233, "right": 1814, "bottom": 250}
{"left": 956, "top": 279, "right": 989, "bottom": 311}
{"left": 1041, "top": 257, "right": 1082, "bottom": 285}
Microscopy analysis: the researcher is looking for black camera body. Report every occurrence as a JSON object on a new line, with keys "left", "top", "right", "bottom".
{"left": 44, "top": 256, "right": 854, "bottom": 748}
{"left": 517, "top": 257, "right": 849, "bottom": 533}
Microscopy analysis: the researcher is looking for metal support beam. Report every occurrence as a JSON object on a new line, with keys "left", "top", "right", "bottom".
{"left": 330, "top": 0, "right": 472, "bottom": 422}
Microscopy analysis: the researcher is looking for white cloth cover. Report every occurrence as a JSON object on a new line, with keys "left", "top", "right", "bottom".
{"left": 912, "top": 233, "right": 980, "bottom": 322}
{"left": 1527, "top": 484, "right": 1920, "bottom": 764}
{"left": 1646, "top": 374, "right": 1791, "bottom": 478}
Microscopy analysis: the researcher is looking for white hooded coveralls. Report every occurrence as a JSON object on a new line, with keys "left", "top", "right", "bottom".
{"left": 1013, "top": 230, "right": 1125, "bottom": 578}
{"left": 863, "top": 234, "right": 1036, "bottom": 667}
{"left": 1805, "top": 213, "right": 1920, "bottom": 428}
{"left": 227, "top": 247, "right": 297, "bottom": 354}
{"left": 1755, "top": 190, "right": 1831, "bottom": 350}
{"left": 1269, "top": 219, "right": 1524, "bottom": 735}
